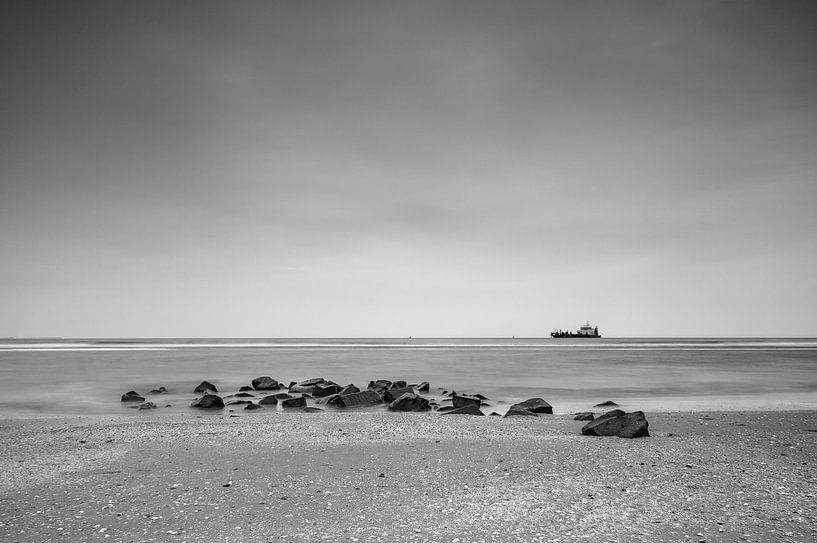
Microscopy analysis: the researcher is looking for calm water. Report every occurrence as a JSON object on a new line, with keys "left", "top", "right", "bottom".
{"left": 1, "top": 337, "right": 815, "bottom": 417}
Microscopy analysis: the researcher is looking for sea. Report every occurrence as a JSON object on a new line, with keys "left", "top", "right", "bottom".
{"left": 1, "top": 337, "right": 815, "bottom": 418}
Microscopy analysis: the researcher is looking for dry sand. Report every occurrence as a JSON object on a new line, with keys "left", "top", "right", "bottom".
{"left": 1, "top": 410, "right": 815, "bottom": 542}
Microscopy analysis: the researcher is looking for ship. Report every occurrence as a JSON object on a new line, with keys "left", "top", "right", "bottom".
{"left": 551, "top": 321, "right": 601, "bottom": 338}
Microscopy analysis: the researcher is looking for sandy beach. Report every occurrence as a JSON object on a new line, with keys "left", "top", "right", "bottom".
{"left": 1, "top": 410, "right": 815, "bottom": 542}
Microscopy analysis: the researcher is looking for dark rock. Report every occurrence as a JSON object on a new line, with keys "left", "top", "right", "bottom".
{"left": 436, "top": 405, "right": 458, "bottom": 412}
{"left": 234, "top": 392, "right": 255, "bottom": 398}
{"left": 489, "top": 412, "right": 501, "bottom": 416}
{"left": 226, "top": 400, "right": 252, "bottom": 406}
{"left": 581, "top": 410, "right": 650, "bottom": 438}
{"left": 239, "top": 386, "right": 254, "bottom": 392}
{"left": 388, "top": 393, "right": 431, "bottom": 412}
{"left": 416, "top": 381, "right": 430, "bottom": 392}
{"left": 194, "top": 381, "right": 218, "bottom": 394}
{"left": 326, "top": 390, "right": 382, "bottom": 408}
{"left": 138, "top": 402, "right": 157, "bottom": 410}
{"left": 121, "top": 391, "right": 145, "bottom": 402}
{"left": 367, "top": 379, "right": 392, "bottom": 391}
{"left": 390, "top": 380, "right": 407, "bottom": 390}
{"left": 149, "top": 387, "right": 167, "bottom": 394}
{"left": 445, "top": 390, "right": 456, "bottom": 397}
{"left": 252, "top": 376, "right": 281, "bottom": 390}
{"left": 191, "top": 394, "right": 224, "bottom": 409}
{"left": 313, "top": 383, "right": 342, "bottom": 397}
{"left": 510, "top": 398, "right": 552, "bottom": 414}
{"left": 339, "top": 384, "right": 360, "bottom": 396}
{"left": 595, "top": 400, "right": 619, "bottom": 407}
{"left": 439, "top": 404, "right": 484, "bottom": 416}
{"left": 290, "top": 378, "right": 325, "bottom": 394}
{"left": 474, "top": 393, "right": 489, "bottom": 400}
{"left": 382, "top": 387, "right": 414, "bottom": 402}
{"left": 281, "top": 396, "right": 307, "bottom": 408}
{"left": 244, "top": 402, "right": 262, "bottom": 410}
{"left": 452, "top": 394, "right": 481, "bottom": 409}
{"left": 574, "top": 412, "right": 595, "bottom": 421}
{"left": 504, "top": 406, "right": 538, "bottom": 417}
{"left": 259, "top": 395, "right": 283, "bottom": 406}
{"left": 303, "top": 407, "right": 323, "bottom": 413}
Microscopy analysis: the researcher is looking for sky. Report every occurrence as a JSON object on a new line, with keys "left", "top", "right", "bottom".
{"left": 1, "top": 0, "right": 816, "bottom": 338}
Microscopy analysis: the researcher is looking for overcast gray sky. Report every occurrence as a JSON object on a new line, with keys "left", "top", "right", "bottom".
{"left": 1, "top": 0, "right": 816, "bottom": 337}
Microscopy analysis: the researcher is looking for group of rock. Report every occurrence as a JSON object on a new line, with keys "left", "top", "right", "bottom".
{"left": 121, "top": 377, "right": 649, "bottom": 438}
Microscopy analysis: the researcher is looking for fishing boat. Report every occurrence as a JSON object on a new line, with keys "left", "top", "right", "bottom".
{"left": 551, "top": 321, "right": 601, "bottom": 338}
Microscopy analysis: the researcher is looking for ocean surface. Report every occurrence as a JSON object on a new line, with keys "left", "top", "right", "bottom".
{"left": 1, "top": 337, "right": 816, "bottom": 418}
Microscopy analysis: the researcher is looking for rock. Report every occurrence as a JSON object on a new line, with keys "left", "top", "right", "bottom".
{"left": 595, "top": 400, "right": 619, "bottom": 407}
{"left": 504, "top": 406, "right": 538, "bottom": 417}
{"left": 191, "top": 394, "right": 224, "bottom": 409}
{"left": 313, "top": 383, "right": 342, "bottom": 397}
{"left": 234, "top": 392, "right": 254, "bottom": 398}
{"left": 138, "top": 402, "right": 157, "bottom": 410}
{"left": 259, "top": 394, "right": 285, "bottom": 406}
{"left": 303, "top": 407, "right": 323, "bottom": 413}
{"left": 121, "top": 391, "right": 145, "bottom": 402}
{"left": 437, "top": 405, "right": 457, "bottom": 412}
{"left": 416, "top": 381, "right": 430, "bottom": 392}
{"left": 390, "top": 380, "right": 407, "bottom": 390}
{"left": 325, "top": 390, "right": 382, "bottom": 408}
{"left": 149, "top": 387, "right": 167, "bottom": 394}
{"left": 388, "top": 393, "right": 431, "bottom": 412}
{"left": 239, "top": 386, "right": 254, "bottom": 392}
{"left": 382, "top": 387, "right": 414, "bottom": 402}
{"left": 252, "top": 376, "right": 281, "bottom": 390}
{"left": 489, "top": 412, "right": 501, "bottom": 416}
{"left": 367, "top": 379, "right": 392, "bottom": 391}
{"left": 339, "top": 384, "right": 360, "bottom": 396}
{"left": 439, "top": 404, "right": 484, "bottom": 416}
{"left": 194, "top": 381, "right": 218, "bottom": 394}
{"left": 290, "top": 378, "right": 325, "bottom": 394}
{"left": 574, "top": 412, "right": 595, "bottom": 421}
{"left": 225, "top": 400, "right": 252, "bottom": 406}
{"left": 452, "top": 394, "right": 481, "bottom": 409}
{"left": 510, "top": 398, "right": 552, "bottom": 414}
{"left": 474, "top": 393, "right": 489, "bottom": 400}
{"left": 244, "top": 402, "right": 262, "bottom": 410}
{"left": 581, "top": 410, "right": 650, "bottom": 438}
{"left": 281, "top": 396, "right": 307, "bottom": 408}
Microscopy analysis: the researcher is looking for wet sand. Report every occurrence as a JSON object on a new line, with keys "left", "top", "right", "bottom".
{"left": 1, "top": 410, "right": 815, "bottom": 542}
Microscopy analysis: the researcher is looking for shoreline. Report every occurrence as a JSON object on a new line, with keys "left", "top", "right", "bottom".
{"left": 1, "top": 410, "right": 815, "bottom": 542}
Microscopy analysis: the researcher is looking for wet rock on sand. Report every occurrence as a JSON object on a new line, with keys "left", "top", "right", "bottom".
{"left": 439, "top": 404, "right": 484, "bottom": 416}
{"left": 194, "top": 381, "right": 218, "bottom": 394}
{"left": 251, "top": 376, "right": 281, "bottom": 390}
{"left": 595, "top": 400, "right": 619, "bottom": 407}
{"left": 581, "top": 409, "right": 650, "bottom": 438}
{"left": 281, "top": 396, "right": 307, "bottom": 409}
{"left": 190, "top": 394, "right": 224, "bottom": 409}
{"left": 452, "top": 394, "right": 482, "bottom": 409}
{"left": 388, "top": 393, "right": 430, "bottom": 412}
{"left": 121, "top": 391, "right": 145, "bottom": 402}
{"left": 504, "top": 406, "right": 538, "bottom": 417}
{"left": 325, "top": 390, "right": 382, "bottom": 408}
{"left": 574, "top": 412, "right": 595, "bottom": 421}
{"left": 510, "top": 398, "right": 553, "bottom": 414}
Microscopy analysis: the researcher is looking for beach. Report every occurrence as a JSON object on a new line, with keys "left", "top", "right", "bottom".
{"left": 1, "top": 410, "right": 815, "bottom": 542}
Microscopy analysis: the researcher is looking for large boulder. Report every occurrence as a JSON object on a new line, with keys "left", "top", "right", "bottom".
{"left": 504, "top": 406, "right": 538, "bottom": 417}
{"left": 252, "top": 376, "right": 281, "bottom": 390}
{"left": 121, "top": 391, "right": 145, "bottom": 402}
{"left": 381, "top": 387, "right": 414, "bottom": 402}
{"left": 388, "top": 393, "right": 430, "bottom": 412}
{"left": 281, "top": 396, "right": 307, "bottom": 409}
{"left": 452, "top": 394, "right": 481, "bottom": 409}
{"left": 510, "top": 398, "right": 552, "bottom": 414}
{"left": 290, "top": 378, "right": 325, "bottom": 394}
{"left": 326, "top": 390, "right": 382, "bottom": 408}
{"left": 581, "top": 410, "right": 650, "bottom": 438}
{"left": 194, "top": 381, "right": 218, "bottom": 394}
{"left": 367, "top": 379, "right": 392, "bottom": 391}
{"left": 191, "top": 394, "right": 224, "bottom": 409}
{"left": 313, "top": 383, "right": 342, "bottom": 397}
{"left": 439, "top": 404, "right": 484, "bottom": 416}
{"left": 339, "top": 384, "right": 360, "bottom": 395}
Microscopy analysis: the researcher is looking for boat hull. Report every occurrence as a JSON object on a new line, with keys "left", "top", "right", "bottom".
{"left": 550, "top": 332, "right": 601, "bottom": 338}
